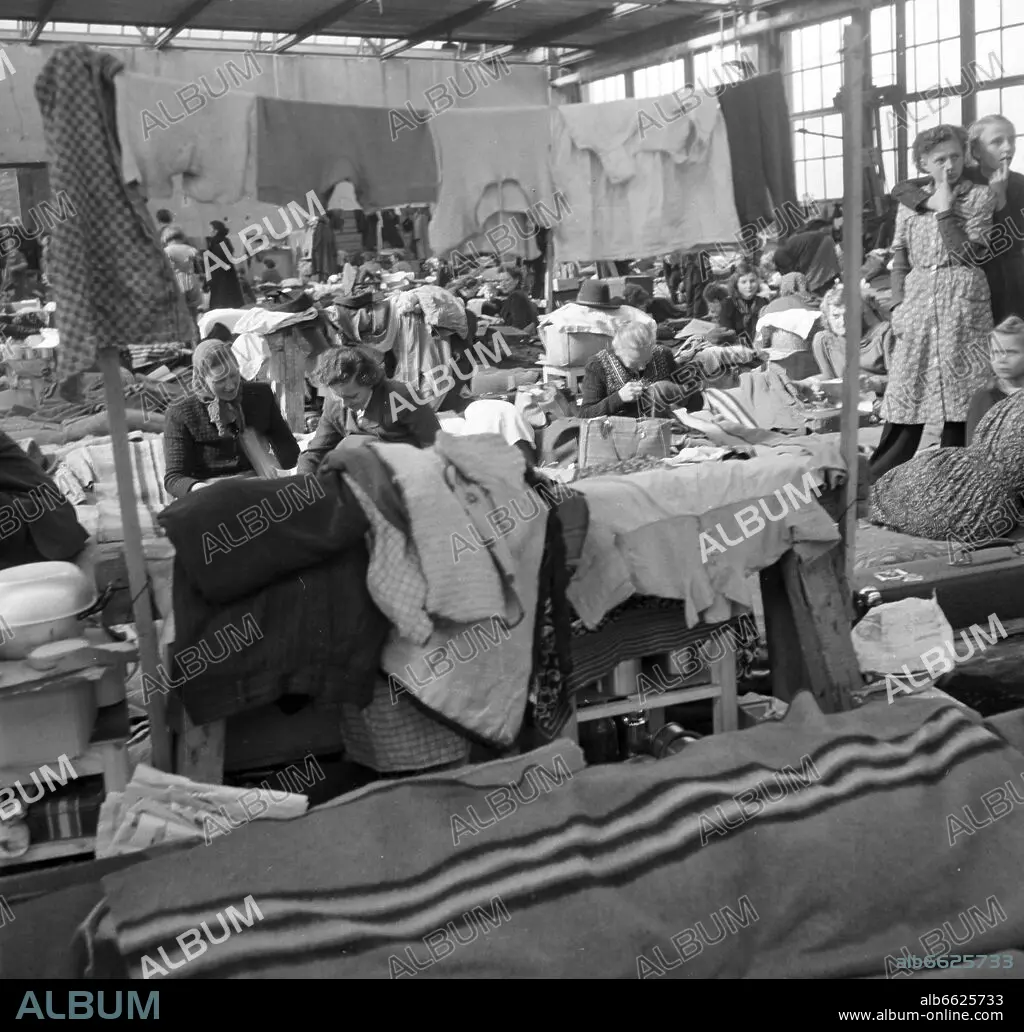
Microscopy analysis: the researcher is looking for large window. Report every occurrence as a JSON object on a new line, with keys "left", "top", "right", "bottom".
{"left": 785, "top": 17, "right": 851, "bottom": 203}
{"left": 976, "top": 0, "right": 1024, "bottom": 81}
{"left": 976, "top": 84, "right": 1024, "bottom": 136}
{"left": 691, "top": 44, "right": 743, "bottom": 94}
{"left": 905, "top": 0, "right": 962, "bottom": 93}
{"left": 588, "top": 75, "right": 627, "bottom": 103}
{"left": 633, "top": 59, "right": 687, "bottom": 100}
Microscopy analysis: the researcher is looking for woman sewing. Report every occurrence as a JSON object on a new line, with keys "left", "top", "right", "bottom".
{"left": 579, "top": 321, "right": 702, "bottom": 419}
{"left": 296, "top": 346, "right": 441, "bottom": 475}
{"left": 162, "top": 339, "right": 300, "bottom": 499}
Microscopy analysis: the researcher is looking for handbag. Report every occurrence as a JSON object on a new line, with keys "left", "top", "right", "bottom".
{"left": 578, "top": 416, "right": 672, "bottom": 469}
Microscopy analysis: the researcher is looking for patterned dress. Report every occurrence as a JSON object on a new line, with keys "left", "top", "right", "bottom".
{"left": 882, "top": 181, "right": 996, "bottom": 425}
{"left": 872, "top": 388, "right": 1024, "bottom": 542}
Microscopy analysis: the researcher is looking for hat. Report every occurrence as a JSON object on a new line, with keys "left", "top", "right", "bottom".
{"left": 576, "top": 280, "right": 623, "bottom": 309}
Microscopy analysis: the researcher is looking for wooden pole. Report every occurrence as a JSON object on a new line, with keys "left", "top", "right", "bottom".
{"left": 98, "top": 346, "right": 173, "bottom": 772}
{"left": 840, "top": 15, "right": 867, "bottom": 588}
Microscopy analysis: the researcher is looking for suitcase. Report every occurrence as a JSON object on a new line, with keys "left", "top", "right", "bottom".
{"left": 854, "top": 539, "right": 1024, "bottom": 631}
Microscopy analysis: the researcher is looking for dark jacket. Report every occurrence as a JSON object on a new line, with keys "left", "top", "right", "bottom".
{"left": 718, "top": 295, "right": 768, "bottom": 346}
{"left": 499, "top": 289, "right": 539, "bottom": 331}
{"left": 579, "top": 345, "right": 701, "bottom": 419}
{"left": 0, "top": 431, "right": 88, "bottom": 570}
{"left": 296, "top": 378, "right": 441, "bottom": 476}
{"left": 773, "top": 231, "right": 841, "bottom": 294}
{"left": 205, "top": 232, "right": 244, "bottom": 309}
{"left": 162, "top": 381, "right": 300, "bottom": 498}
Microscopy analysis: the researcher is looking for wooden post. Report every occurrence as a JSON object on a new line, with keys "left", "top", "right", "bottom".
{"left": 98, "top": 346, "right": 172, "bottom": 771}
{"left": 840, "top": 15, "right": 867, "bottom": 588}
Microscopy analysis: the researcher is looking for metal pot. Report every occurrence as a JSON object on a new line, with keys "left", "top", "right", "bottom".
{"left": 0, "top": 561, "right": 96, "bottom": 660}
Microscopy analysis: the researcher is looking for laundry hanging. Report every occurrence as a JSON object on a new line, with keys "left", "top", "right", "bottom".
{"left": 255, "top": 99, "right": 438, "bottom": 210}
{"left": 716, "top": 71, "right": 799, "bottom": 233}
{"left": 551, "top": 92, "right": 743, "bottom": 263}
{"left": 115, "top": 70, "right": 256, "bottom": 204}
{"left": 34, "top": 45, "right": 194, "bottom": 381}
{"left": 428, "top": 107, "right": 554, "bottom": 257}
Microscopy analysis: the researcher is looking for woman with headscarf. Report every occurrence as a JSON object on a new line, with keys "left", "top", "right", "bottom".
{"left": 205, "top": 220, "right": 244, "bottom": 310}
{"left": 162, "top": 339, "right": 299, "bottom": 498}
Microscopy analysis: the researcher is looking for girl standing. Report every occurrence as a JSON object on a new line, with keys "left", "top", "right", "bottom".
{"left": 967, "top": 114, "right": 1024, "bottom": 323}
{"left": 871, "top": 125, "right": 995, "bottom": 480}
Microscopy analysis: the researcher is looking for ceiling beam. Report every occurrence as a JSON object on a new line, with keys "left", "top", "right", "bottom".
{"left": 152, "top": 0, "right": 218, "bottom": 49}
{"left": 26, "top": 0, "right": 59, "bottom": 45}
{"left": 270, "top": 0, "right": 372, "bottom": 54}
{"left": 380, "top": 1, "right": 524, "bottom": 60}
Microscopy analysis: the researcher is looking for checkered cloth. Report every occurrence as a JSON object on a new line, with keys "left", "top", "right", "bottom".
{"left": 338, "top": 676, "right": 471, "bottom": 774}
{"left": 34, "top": 45, "right": 194, "bottom": 382}
{"left": 344, "top": 475, "right": 432, "bottom": 645}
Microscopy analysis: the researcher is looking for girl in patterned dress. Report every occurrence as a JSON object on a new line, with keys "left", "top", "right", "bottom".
{"left": 870, "top": 125, "right": 996, "bottom": 481}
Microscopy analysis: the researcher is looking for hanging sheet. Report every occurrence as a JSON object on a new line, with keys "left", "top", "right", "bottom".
{"left": 551, "top": 92, "right": 742, "bottom": 262}
{"left": 428, "top": 107, "right": 554, "bottom": 257}
{"left": 115, "top": 71, "right": 256, "bottom": 204}
{"left": 255, "top": 99, "right": 438, "bottom": 210}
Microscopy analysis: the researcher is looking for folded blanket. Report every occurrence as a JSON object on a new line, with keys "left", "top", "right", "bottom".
{"left": 92, "top": 696, "right": 1024, "bottom": 979}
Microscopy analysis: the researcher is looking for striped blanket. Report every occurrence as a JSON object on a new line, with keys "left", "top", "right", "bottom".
{"left": 90, "top": 694, "right": 1024, "bottom": 979}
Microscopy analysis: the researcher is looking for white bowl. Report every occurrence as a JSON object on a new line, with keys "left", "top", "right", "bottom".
{"left": 0, "top": 561, "right": 97, "bottom": 660}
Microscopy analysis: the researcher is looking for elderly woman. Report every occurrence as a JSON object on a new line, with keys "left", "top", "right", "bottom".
{"left": 579, "top": 321, "right": 702, "bottom": 419}
{"left": 297, "top": 346, "right": 441, "bottom": 475}
{"left": 872, "top": 124, "right": 996, "bottom": 480}
{"left": 163, "top": 339, "right": 300, "bottom": 498}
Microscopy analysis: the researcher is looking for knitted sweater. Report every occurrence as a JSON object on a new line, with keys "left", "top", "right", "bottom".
{"left": 162, "top": 381, "right": 300, "bottom": 498}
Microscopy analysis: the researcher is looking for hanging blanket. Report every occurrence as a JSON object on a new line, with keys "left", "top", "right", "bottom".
{"left": 552, "top": 94, "right": 742, "bottom": 262}
{"left": 34, "top": 45, "right": 194, "bottom": 382}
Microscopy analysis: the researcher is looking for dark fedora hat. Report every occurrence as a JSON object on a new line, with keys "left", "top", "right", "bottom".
{"left": 576, "top": 279, "right": 623, "bottom": 309}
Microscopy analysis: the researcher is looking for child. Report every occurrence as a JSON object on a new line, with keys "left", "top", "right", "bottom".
{"left": 966, "top": 315, "right": 1024, "bottom": 444}
{"left": 717, "top": 263, "right": 769, "bottom": 347}
{"left": 703, "top": 282, "right": 731, "bottom": 325}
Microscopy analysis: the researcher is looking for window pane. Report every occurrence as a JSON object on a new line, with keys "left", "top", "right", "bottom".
{"left": 872, "top": 49, "right": 895, "bottom": 88}
{"left": 793, "top": 123, "right": 807, "bottom": 161}
{"left": 937, "top": 0, "right": 960, "bottom": 38}
{"left": 1002, "top": 86, "right": 1024, "bottom": 138}
{"left": 1006, "top": 0, "right": 1024, "bottom": 26}
{"left": 976, "top": 0, "right": 1001, "bottom": 33}
{"left": 824, "top": 157, "right": 844, "bottom": 200}
{"left": 821, "top": 64, "right": 842, "bottom": 110}
{"left": 789, "top": 73, "right": 804, "bottom": 114}
{"left": 804, "top": 162, "right": 827, "bottom": 204}
{"left": 976, "top": 87, "right": 1003, "bottom": 120}
{"left": 938, "top": 38, "right": 961, "bottom": 88}
{"left": 909, "top": 0, "right": 939, "bottom": 48}
{"left": 803, "top": 118, "right": 825, "bottom": 158}
{"left": 975, "top": 31, "right": 1003, "bottom": 82}
{"left": 871, "top": 4, "right": 894, "bottom": 53}
{"left": 883, "top": 150, "right": 898, "bottom": 190}
{"left": 1003, "top": 25, "right": 1024, "bottom": 77}
{"left": 803, "top": 70, "right": 823, "bottom": 111}
{"left": 911, "top": 42, "right": 940, "bottom": 92}
{"left": 823, "top": 113, "right": 843, "bottom": 156}
{"left": 802, "top": 26, "right": 822, "bottom": 67}
{"left": 880, "top": 107, "right": 898, "bottom": 150}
